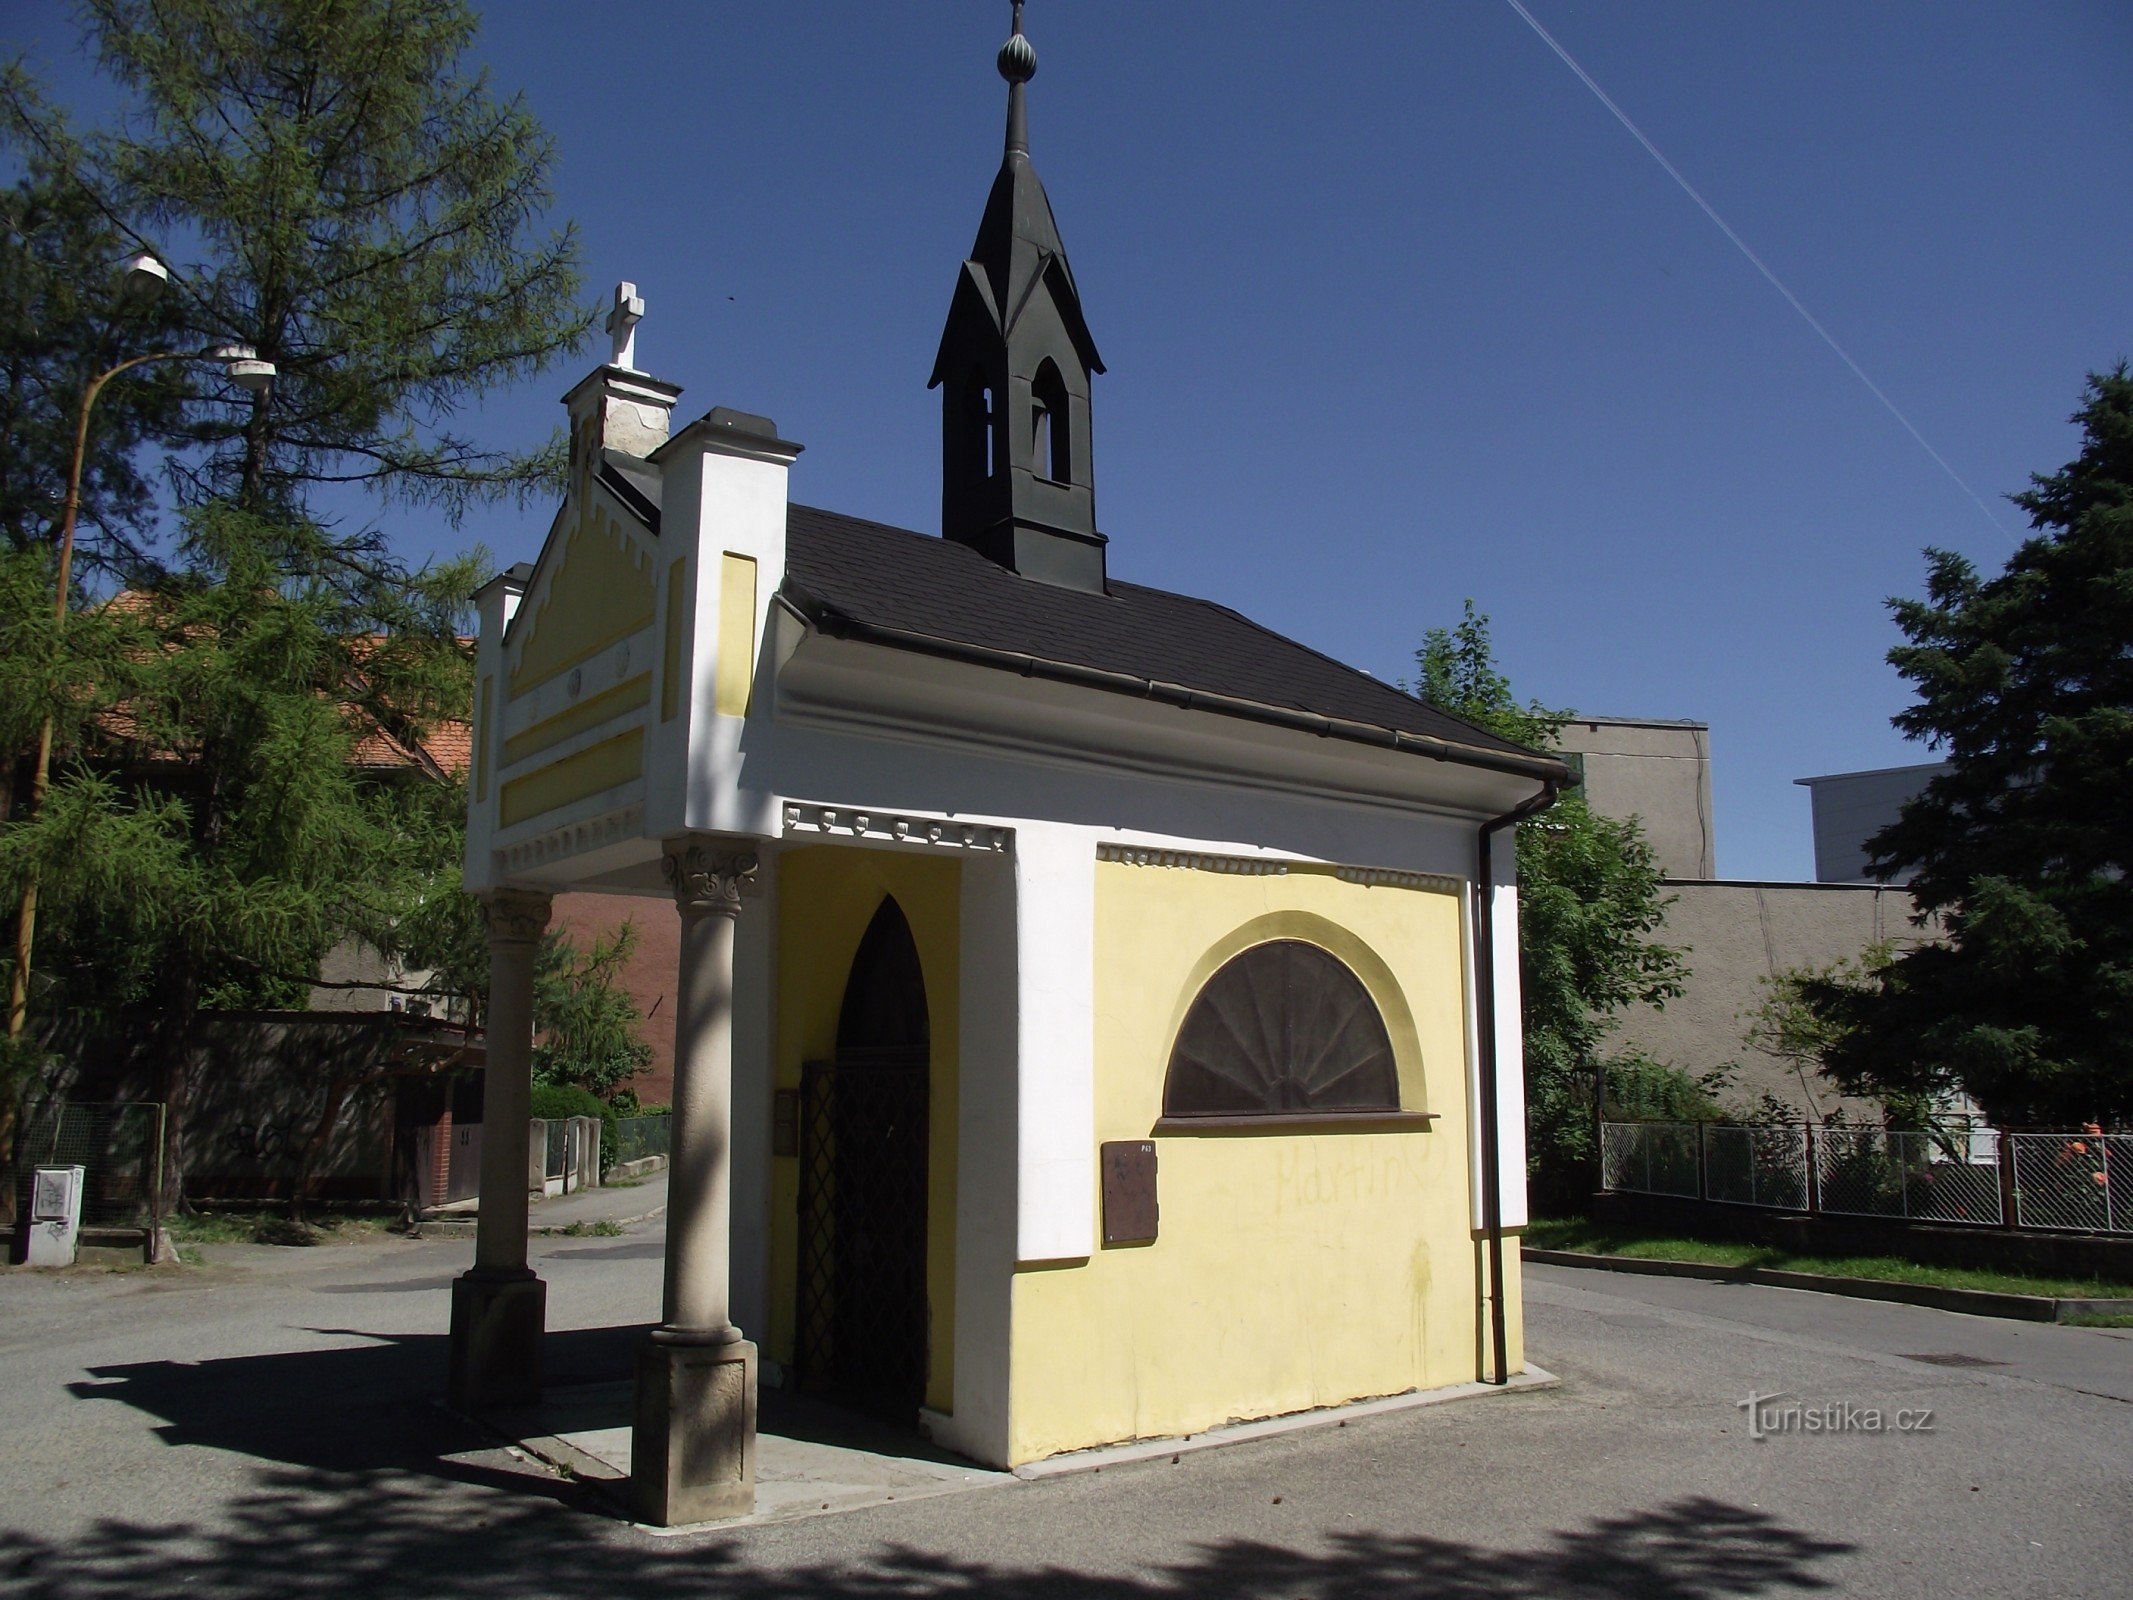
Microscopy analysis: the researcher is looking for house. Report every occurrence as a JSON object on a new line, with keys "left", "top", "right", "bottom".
{"left": 1794, "top": 761, "right": 1947, "bottom": 885}
{"left": 450, "top": 8, "right": 1565, "bottom": 1525}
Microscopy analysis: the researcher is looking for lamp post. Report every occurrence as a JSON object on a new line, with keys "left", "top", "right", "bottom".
{"left": 5, "top": 254, "right": 276, "bottom": 1041}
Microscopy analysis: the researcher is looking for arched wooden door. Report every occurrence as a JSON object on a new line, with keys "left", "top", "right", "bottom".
{"left": 794, "top": 896, "right": 931, "bottom": 1418}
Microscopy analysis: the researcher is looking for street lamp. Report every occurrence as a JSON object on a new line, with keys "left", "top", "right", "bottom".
{"left": 5, "top": 254, "right": 278, "bottom": 1041}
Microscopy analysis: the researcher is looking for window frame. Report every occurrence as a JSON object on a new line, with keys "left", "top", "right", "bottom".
{"left": 1153, "top": 938, "right": 1438, "bottom": 1136}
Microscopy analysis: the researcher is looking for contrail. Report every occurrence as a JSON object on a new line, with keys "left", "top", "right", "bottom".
{"left": 1503, "top": 0, "right": 2015, "bottom": 543}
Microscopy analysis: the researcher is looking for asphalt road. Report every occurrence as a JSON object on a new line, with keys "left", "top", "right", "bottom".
{"left": 1, "top": 1202, "right": 2126, "bottom": 1599}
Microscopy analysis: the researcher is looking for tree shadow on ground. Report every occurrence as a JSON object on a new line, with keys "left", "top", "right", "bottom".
{"left": 25, "top": 1330, "right": 1855, "bottom": 1599}
{"left": 1, "top": 1479, "right": 1851, "bottom": 1600}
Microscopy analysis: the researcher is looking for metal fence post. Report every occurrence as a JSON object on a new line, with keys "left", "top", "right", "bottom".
{"left": 148, "top": 1102, "right": 166, "bottom": 1255}
{"left": 1803, "top": 1122, "right": 1820, "bottom": 1215}
{"left": 1997, "top": 1131, "right": 2019, "bottom": 1229}
{"left": 1696, "top": 1122, "right": 1709, "bottom": 1202}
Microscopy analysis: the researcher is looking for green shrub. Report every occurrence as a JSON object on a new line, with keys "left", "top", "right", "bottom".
{"left": 529, "top": 1082, "right": 618, "bottom": 1174}
{"left": 1604, "top": 1053, "right": 1730, "bottom": 1122}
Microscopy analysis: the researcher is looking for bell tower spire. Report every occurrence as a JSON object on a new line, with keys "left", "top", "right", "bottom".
{"left": 929, "top": 1, "right": 1108, "bottom": 593}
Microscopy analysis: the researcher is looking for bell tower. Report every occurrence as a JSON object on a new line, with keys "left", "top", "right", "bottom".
{"left": 930, "top": 2, "right": 1107, "bottom": 593}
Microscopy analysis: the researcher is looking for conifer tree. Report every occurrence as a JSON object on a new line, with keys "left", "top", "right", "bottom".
{"left": 1, "top": 0, "right": 590, "bottom": 534}
{"left": 0, "top": 1, "right": 589, "bottom": 1191}
{"left": 1804, "top": 368, "right": 2133, "bottom": 1126}
{"left": 0, "top": 157, "right": 188, "bottom": 579}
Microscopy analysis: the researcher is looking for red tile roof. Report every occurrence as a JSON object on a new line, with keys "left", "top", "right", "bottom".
{"left": 90, "top": 590, "right": 474, "bottom": 780}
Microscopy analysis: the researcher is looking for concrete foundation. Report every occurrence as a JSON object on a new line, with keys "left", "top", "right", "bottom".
{"left": 632, "top": 1336, "right": 758, "bottom": 1526}
{"left": 447, "top": 1270, "right": 546, "bottom": 1411}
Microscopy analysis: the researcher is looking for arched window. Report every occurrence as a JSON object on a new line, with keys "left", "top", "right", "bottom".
{"left": 1162, "top": 940, "right": 1399, "bottom": 1118}
{"left": 1031, "top": 360, "right": 1070, "bottom": 483}
{"left": 978, "top": 382, "right": 996, "bottom": 478}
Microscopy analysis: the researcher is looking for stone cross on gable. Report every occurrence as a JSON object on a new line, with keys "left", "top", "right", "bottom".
{"left": 606, "top": 281, "right": 646, "bottom": 369}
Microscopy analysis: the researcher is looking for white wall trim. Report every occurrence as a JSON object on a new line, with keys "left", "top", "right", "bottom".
{"left": 1013, "top": 824, "right": 1096, "bottom": 1264}
{"left": 775, "top": 632, "right": 1541, "bottom": 827}
{"left": 1095, "top": 844, "right": 1288, "bottom": 875}
{"left": 497, "top": 625, "right": 654, "bottom": 741}
{"left": 783, "top": 803, "right": 1010, "bottom": 854}
{"left": 1465, "top": 831, "right": 1530, "bottom": 1231}
{"left": 495, "top": 799, "right": 645, "bottom": 874}
{"left": 1335, "top": 865, "right": 1464, "bottom": 894}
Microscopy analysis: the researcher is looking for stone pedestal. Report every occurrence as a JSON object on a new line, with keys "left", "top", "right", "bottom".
{"left": 447, "top": 887, "right": 551, "bottom": 1413}
{"left": 631, "top": 1335, "right": 758, "bottom": 1526}
{"left": 447, "top": 1270, "right": 546, "bottom": 1411}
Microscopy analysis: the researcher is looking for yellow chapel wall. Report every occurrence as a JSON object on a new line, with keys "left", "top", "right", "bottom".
{"left": 487, "top": 502, "right": 658, "bottom": 832}
{"left": 1008, "top": 860, "right": 1515, "bottom": 1462}
{"left": 770, "top": 845, "right": 962, "bottom": 1416}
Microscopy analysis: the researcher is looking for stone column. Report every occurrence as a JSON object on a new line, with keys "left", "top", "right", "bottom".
{"left": 447, "top": 886, "right": 551, "bottom": 1412}
{"left": 633, "top": 840, "right": 760, "bottom": 1526}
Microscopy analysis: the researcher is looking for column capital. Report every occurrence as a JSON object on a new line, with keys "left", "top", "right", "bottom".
{"left": 482, "top": 887, "right": 553, "bottom": 946}
{"left": 663, "top": 841, "right": 758, "bottom": 918}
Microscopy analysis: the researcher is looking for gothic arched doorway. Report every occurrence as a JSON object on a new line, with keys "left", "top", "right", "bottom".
{"left": 794, "top": 896, "right": 931, "bottom": 1418}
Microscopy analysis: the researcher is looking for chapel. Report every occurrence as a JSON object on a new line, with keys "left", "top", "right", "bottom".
{"left": 450, "top": 3, "right": 1567, "bottom": 1526}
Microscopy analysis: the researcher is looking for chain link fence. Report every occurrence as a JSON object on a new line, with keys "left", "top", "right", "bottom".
{"left": 5, "top": 1101, "right": 165, "bottom": 1229}
{"left": 1600, "top": 1121, "right": 1698, "bottom": 1198}
{"left": 1704, "top": 1124, "right": 1811, "bottom": 1210}
{"left": 2009, "top": 1132, "right": 2128, "bottom": 1233}
{"left": 1602, "top": 1119, "right": 2131, "bottom": 1236}
{"left": 1813, "top": 1126, "right": 2002, "bottom": 1225}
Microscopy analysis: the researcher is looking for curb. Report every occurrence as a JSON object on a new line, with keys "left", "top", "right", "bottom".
{"left": 1525, "top": 1248, "right": 2130, "bottom": 1324}
{"left": 532, "top": 1203, "right": 667, "bottom": 1237}
{"left": 1009, "top": 1366, "right": 1559, "bottom": 1480}
{"left": 418, "top": 1202, "right": 668, "bottom": 1240}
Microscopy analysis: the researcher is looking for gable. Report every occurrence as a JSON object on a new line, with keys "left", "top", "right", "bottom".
{"left": 507, "top": 498, "right": 658, "bottom": 697}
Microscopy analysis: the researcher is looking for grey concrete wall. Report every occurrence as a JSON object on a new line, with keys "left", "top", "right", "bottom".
{"left": 1609, "top": 881, "right": 1933, "bottom": 1118}
{"left": 1795, "top": 762, "right": 1946, "bottom": 883}
{"left": 309, "top": 940, "right": 420, "bottom": 1012}
{"left": 1554, "top": 718, "right": 1715, "bottom": 878}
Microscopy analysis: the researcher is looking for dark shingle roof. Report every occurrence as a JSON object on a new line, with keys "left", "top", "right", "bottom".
{"left": 781, "top": 504, "right": 1546, "bottom": 768}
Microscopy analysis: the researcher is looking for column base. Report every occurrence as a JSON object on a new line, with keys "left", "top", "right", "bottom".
{"left": 631, "top": 1335, "right": 758, "bottom": 1526}
{"left": 447, "top": 1269, "right": 546, "bottom": 1412}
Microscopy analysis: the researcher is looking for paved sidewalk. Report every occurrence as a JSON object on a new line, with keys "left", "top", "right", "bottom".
{"left": 490, "top": 1381, "right": 1006, "bottom": 1529}
{"left": 423, "top": 1168, "right": 669, "bottom": 1238}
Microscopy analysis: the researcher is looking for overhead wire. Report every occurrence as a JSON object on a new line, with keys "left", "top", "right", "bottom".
{"left": 1502, "top": 0, "right": 2017, "bottom": 545}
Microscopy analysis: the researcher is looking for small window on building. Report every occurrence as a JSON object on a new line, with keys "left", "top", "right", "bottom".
{"left": 1162, "top": 940, "right": 1399, "bottom": 1118}
{"left": 1031, "top": 360, "right": 1070, "bottom": 483}
{"left": 979, "top": 383, "right": 996, "bottom": 477}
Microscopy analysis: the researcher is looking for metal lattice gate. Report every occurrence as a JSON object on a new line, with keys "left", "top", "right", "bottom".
{"left": 794, "top": 1058, "right": 929, "bottom": 1417}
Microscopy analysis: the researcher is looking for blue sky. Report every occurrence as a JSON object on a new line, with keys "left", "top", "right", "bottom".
{"left": 10, "top": 2, "right": 2129, "bottom": 879}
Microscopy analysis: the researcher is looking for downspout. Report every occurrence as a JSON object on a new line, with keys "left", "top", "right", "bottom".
{"left": 1474, "top": 776, "right": 1562, "bottom": 1384}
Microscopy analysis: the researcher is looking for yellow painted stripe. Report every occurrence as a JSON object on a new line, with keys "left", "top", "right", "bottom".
{"left": 715, "top": 553, "right": 758, "bottom": 717}
{"left": 499, "top": 727, "right": 644, "bottom": 828}
{"left": 500, "top": 673, "right": 650, "bottom": 767}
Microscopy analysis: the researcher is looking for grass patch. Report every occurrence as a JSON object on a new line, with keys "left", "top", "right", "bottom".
{"left": 165, "top": 1208, "right": 404, "bottom": 1248}
{"left": 1524, "top": 1216, "right": 2133, "bottom": 1300}
{"left": 2062, "top": 1310, "right": 2133, "bottom": 1329}
{"left": 557, "top": 1219, "right": 624, "bottom": 1238}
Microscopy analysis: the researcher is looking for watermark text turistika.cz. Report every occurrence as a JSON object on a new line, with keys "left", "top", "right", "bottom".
{"left": 1737, "top": 1391, "right": 1935, "bottom": 1440}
